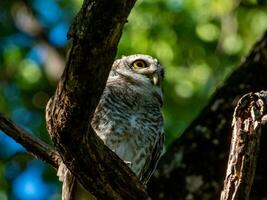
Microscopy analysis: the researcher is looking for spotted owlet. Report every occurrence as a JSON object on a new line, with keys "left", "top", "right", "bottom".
{"left": 56, "top": 54, "right": 165, "bottom": 199}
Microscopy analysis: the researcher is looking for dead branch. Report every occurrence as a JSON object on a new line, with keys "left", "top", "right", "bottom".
{"left": 221, "top": 91, "right": 267, "bottom": 200}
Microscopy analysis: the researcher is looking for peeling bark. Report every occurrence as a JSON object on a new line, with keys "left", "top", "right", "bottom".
{"left": 221, "top": 92, "right": 267, "bottom": 200}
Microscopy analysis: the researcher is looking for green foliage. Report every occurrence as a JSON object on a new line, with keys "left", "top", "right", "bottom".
{"left": 0, "top": 0, "right": 266, "bottom": 199}
{"left": 118, "top": 0, "right": 267, "bottom": 144}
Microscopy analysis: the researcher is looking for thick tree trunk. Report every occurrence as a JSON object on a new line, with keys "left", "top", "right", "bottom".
{"left": 46, "top": 0, "right": 149, "bottom": 199}
{"left": 148, "top": 32, "right": 267, "bottom": 200}
{"left": 1, "top": 0, "right": 267, "bottom": 199}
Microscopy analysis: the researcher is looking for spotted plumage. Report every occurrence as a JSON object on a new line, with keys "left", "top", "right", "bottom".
{"left": 92, "top": 54, "right": 164, "bottom": 183}
{"left": 57, "top": 54, "right": 164, "bottom": 199}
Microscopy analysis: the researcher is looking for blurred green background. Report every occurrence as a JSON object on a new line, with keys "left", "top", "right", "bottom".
{"left": 0, "top": 0, "right": 267, "bottom": 199}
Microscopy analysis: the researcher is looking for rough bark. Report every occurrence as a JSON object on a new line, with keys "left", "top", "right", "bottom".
{"left": 148, "top": 32, "right": 267, "bottom": 200}
{"left": 220, "top": 92, "right": 267, "bottom": 200}
{"left": 46, "top": 0, "right": 149, "bottom": 200}
{"left": 1, "top": 0, "right": 267, "bottom": 199}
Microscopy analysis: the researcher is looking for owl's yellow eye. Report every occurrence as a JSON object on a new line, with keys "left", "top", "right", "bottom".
{"left": 132, "top": 60, "right": 147, "bottom": 69}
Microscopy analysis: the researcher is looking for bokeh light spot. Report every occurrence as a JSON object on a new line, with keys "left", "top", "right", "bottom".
{"left": 154, "top": 41, "right": 174, "bottom": 62}
{"left": 25, "top": 182, "right": 35, "bottom": 194}
{"left": 251, "top": 11, "right": 267, "bottom": 34}
{"left": 13, "top": 161, "right": 48, "bottom": 200}
{"left": 33, "top": 0, "right": 63, "bottom": 26}
{"left": 19, "top": 60, "right": 42, "bottom": 83}
{"left": 0, "top": 131, "right": 25, "bottom": 157}
{"left": 27, "top": 45, "right": 47, "bottom": 65}
{"left": 175, "top": 80, "right": 194, "bottom": 98}
{"left": 222, "top": 34, "right": 243, "bottom": 55}
{"left": 1, "top": 33, "right": 33, "bottom": 49}
{"left": 12, "top": 107, "right": 32, "bottom": 126}
{"left": 191, "top": 63, "right": 211, "bottom": 85}
{"left": 3, "top": 45, "right": 22, "bottom": 66}
{"left": 49, "top": 22, "right": 69, "bottom": 47}
{"left": 196, "top": 23, "right": 219, "bottom": 42}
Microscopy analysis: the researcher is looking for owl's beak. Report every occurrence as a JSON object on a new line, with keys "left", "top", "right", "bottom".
{"left": 152, "top": 73, "right": 160, "bottom": 86}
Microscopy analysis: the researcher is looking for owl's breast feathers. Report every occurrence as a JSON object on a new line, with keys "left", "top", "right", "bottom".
{"left": 91, "top": 76, "right": 164, "bottom": 184}
{"left": 58, "top": 55, "right": 164, "bottom": 199}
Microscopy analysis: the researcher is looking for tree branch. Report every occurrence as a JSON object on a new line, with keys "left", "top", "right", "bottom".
{"left": 0, "top": 113, "right": 60, "bottom": 168}
{"left": 221, "top": 92, "right": 267, "bottom": 200}
{"left": 3, "top": 1, "right": 267, "bottom": 199}
{"left": 148, "top": 31, "right": 267, "bottom": 199}
{"left": 46, "top": 0, "right": 149, "bottom": 199}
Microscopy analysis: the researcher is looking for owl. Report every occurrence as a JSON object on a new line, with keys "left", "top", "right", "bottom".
{"left": 57, "top": 54, "right": 165, "bottom": 199}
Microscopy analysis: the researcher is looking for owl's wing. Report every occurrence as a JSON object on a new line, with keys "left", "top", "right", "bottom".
{"left": 139, "top": 132, "right": 165, "bottom": 185}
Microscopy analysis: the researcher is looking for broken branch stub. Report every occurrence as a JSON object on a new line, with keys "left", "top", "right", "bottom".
{"left": 220, "top": 91, "right": 267, "bottom": 200}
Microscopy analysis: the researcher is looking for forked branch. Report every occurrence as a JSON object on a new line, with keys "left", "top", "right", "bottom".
{"left": 46, "top": 0, "right": 149, "bottom": 199}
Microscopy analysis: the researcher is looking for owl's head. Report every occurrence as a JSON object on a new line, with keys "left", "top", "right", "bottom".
{"left": 110, "top": 54, "right": 164, "bottom": 88}
{"left": 109, "top": 54, "right": 164, "bottom": 105}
